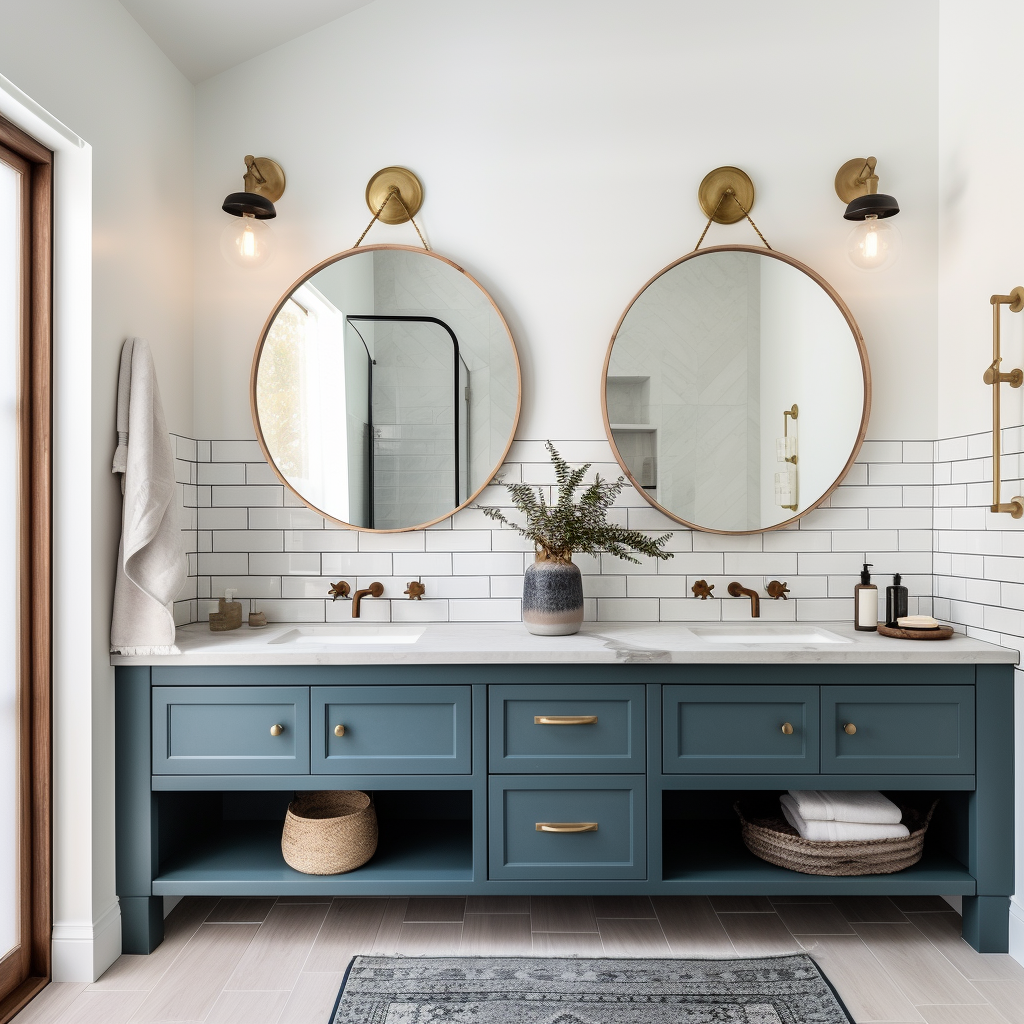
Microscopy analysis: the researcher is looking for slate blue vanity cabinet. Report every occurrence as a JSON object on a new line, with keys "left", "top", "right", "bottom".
{"left": 115, "top": 662, "right": 1014, "bottom": 956}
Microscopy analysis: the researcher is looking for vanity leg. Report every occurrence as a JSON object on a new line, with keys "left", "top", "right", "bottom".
{"left": 119, "top": 897, "right": 164, "bottom": 954}
{"left": 962, "top": 896, "right": 1010, "bottom": 953}
{"left": 116, "top": 668, "right": 162, "bottom": 953}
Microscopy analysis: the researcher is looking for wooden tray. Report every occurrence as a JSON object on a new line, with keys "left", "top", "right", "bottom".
{"left": 877, "top": 623, "right": 954, "bottom": 641}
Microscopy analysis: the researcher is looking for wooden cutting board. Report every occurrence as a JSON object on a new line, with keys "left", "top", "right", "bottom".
{"left": 877, "top": 623, "right": 954, "bottom": 641}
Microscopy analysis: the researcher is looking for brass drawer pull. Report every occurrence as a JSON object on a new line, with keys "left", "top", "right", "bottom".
{"left": 270, "top": 724, "right": 284, "bottom": 736}
{"left": 535, "top": 822, "right": 599, "bottom": 833}
{"left": 534, "top": 715, "right": 598, "bottom": 725}
{"left": 334, "top": 724, "right": 346, "bottom": 737}
{"left": 844, "top": 722, "right": 857, "bottom": 735}
{"left": 781, "top": 722, "right": 794, "bottom": 735}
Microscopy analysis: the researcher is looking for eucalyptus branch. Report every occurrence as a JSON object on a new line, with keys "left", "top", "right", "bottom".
{"left": 478, "top": 440, "right": 674, "bottom": 565}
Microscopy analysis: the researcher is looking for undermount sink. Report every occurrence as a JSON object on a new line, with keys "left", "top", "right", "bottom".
{"left": 267, "top": 626, "right": 426, "bottom": 646}
{"left": 688, "top": 625, "right": 850, "bottom": 645}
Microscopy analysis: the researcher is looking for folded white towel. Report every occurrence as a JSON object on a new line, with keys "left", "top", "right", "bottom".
{"left": 110, "top": 338, "right": 185, "bottom": 656}
{"left": 780, "top": 795, "right": 909, "bottom": 841}
{"left": 786, "top": 790, "right": 902, "bottom": 825}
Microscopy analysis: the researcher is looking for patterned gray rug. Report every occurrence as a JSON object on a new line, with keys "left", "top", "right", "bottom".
{"left": 329, "top": 954, "right": 854, "bottom": 1023}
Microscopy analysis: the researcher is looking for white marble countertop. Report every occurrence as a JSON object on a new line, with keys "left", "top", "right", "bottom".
{"left": 110, "top": 620, "right": 1020, "bottom": 667}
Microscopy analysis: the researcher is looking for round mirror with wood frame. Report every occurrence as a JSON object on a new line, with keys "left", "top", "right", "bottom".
{"left": 602, "top": 245, "right": 871, "bottom": 534}
{"left": 252, "top": 244, "right": 521, "bottom": 532}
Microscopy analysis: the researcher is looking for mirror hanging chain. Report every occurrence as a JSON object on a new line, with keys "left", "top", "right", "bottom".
{"left": 354, "top": 186, "right": 431, "bottom": 250}
{"left": 693, "top": 188, "right": 772, "bottom": 252}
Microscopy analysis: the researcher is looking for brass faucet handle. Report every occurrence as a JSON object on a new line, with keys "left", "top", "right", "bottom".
{"left": 691, "top": 580, "right": 715, "bottom": 600}
{"left": 767, "top": 580, "right": 790, "bottom": 600}
{"left": 404, "top": 581, "right": 426, "bottom": 600}
{"left": 328, "top": 580, "right": 351, "bottom": 601}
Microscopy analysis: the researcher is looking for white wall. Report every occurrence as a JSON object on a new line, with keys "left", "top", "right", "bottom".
{"left": 938, "top": 0, "right": 1024, "bottom": 959}
{"left": 0, "top": 0, "right": 193, "bottom": 981}
{"left": 193, "top": 0, "right": 940, "bottom": 443}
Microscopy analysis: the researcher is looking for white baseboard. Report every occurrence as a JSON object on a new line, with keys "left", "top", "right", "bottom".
{"left": 1010, "top": 897, "right": 1024, "bottom": 965}
{"left": 51, "top": 901, "right": 121, "bottom": 982}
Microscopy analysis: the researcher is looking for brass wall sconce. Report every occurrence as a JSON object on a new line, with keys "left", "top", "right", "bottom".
{"left": 985, "top": 287, "right": 1024, "bottom": 517}
{"left": 835, "top": 157, "right": 901, "bottom": 271}
{"left": 221, "top": 155, "right": 285, "bottom": 268}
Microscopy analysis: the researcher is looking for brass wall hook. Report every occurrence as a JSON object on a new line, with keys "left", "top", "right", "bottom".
{"left": 986, "top": 287, "right": 1024, "bottom": 517}
{"left": 698, "top": 167, "right": 755, "bottom": 224}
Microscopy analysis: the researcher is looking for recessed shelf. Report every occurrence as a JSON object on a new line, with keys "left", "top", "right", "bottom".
{"left": 154, "top": 818, "right": 473, "bottom": 895}
{"left": 662, "top": 820, "right": 976, "bottom": 895}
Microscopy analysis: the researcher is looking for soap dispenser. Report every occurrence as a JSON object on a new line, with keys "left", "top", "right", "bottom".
{"left": 209, "top": 588, "right": 243, "bottom": 632}
{"left": 854, "top": 563, "right": 877, "bottom": 632}
{"left": 885, "top": 573, "right": 909, "bottom": 627}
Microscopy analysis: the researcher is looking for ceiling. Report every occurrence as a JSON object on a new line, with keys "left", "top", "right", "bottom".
{"left": 119, "top": 0, "right": 375, "bottom": 83}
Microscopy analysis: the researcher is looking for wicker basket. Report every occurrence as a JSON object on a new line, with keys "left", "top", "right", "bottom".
{"left": 735, "top": 800, "right": 937, "bottom": 876}
{"left": 281, "top": 791, "right": 377, "bottom": 875}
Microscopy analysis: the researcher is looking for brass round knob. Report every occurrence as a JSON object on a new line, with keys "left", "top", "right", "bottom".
{"left": 844, "top": 722, "right": 857, "bottom": 735}
{"left": 781, "top": 722, "right": 794, "bottom": 735}
{"left": 270, "top": 724, "right": 284, "bottom": 736}
{"left": 334, "top": 724, "right": 346, "bottom": 737}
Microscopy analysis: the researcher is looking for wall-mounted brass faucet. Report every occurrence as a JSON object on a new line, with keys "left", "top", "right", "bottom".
{"left": 352, "top": 582, "right": 384, "bottom": 617}
{"left": 728, "top": 582, "right": 760, "bottom": 617}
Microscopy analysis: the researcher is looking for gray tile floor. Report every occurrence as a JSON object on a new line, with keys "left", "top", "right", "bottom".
{"left": 13, "top": 895, "right": 1024, "bottom": 1023}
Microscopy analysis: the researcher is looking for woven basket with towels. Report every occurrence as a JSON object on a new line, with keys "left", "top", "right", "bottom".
{"left": 736, "top": 792, "right": 938, "bottom": 876}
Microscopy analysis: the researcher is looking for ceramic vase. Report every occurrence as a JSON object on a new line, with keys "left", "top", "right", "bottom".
{"left": 522, "top": 554, "right": 584, "bottom": 635}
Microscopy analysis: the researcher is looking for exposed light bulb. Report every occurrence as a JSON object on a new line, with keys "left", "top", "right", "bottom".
{"left": 220, "top": 213, "right": 273, "bottom": 268}
{"left": 846, "top": 214, "right": 901, "bottom": 271}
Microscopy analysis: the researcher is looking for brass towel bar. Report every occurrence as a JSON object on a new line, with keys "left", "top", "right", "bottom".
{"left": 985, "top": 288, "right": 1024, "bottom": 517}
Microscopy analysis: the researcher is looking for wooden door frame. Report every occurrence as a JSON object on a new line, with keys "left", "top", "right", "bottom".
{"left": 0, "top": 114, "right": 52, "bottom": 1024}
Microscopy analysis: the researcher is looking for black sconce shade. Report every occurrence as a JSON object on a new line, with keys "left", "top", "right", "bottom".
{"left": 843, "top": 193, "right": 900, "bottom": 221}
{"left": 222, "top": 191, "right": 277, "bottom": 219}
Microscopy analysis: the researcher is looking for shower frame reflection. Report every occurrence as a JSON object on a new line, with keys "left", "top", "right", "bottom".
{"left": 345, "top": 314, "right": 469, "bottom": 530}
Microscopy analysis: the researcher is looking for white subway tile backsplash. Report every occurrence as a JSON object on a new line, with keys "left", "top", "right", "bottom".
{"left": 211, "top": 440, "right": 265, "bottom": 462}
{"left": 249, "top": 552, "right": 321, "bottom": 576}
{"left": 284, "top": 530, "right": 359, "bottom": 552}
{"left": 597, "top": 598, "right": 660, "bottom": 621}
{"left": 425, "top": 530, "right": 493, "bottom": 551}
{"left": 722, "top": 552, "right": 798, "bottom": 575}
{"left": 358, "top": 531, "right": 425, "bottom": 552}
{"left": 858, "top": 440, "right": 904, "bottom": 463}
{"left": 214, "top": 531, "right": 283, "bottom": 552}
{"left": 214, "top": 485, "right": 283, "bottom": 507}
{"left": 449, "top": 598, "right": 520, "bottom": 621}
{"left": 452, "top": 552, "right": 525, "bottom": 576}
{"left": 198, "top": 462, "right": 245, "bottom": 485}
{"left": 393, "top": 552, "right": 453, "bottom": 576}
{"left": 165, "top": 432, "right": 1020, "bottom": 662}
{"left": 197, "top": 552, "right": 248, "bottom": 576}
{"left": 321, "top": 552, "right": 393, "bottom": 576}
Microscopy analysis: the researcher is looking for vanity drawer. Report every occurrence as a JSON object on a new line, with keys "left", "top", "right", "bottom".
{"left": 152, "top": 686, "right": 310, "bottom": 775}
{"left": 821, "top": 685, "right": 975, "bottom": 774}
{"left": 663, "top": 684, "right": 819, "bottom": 774}
{"left": 489, "top": 684, "right": 645, "bottom": 773}
{"left": 488, "top": 775, "right": 645, "bottom": 879}
{"left": 310, "top": 685, "right": 471, "bottom": 774}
